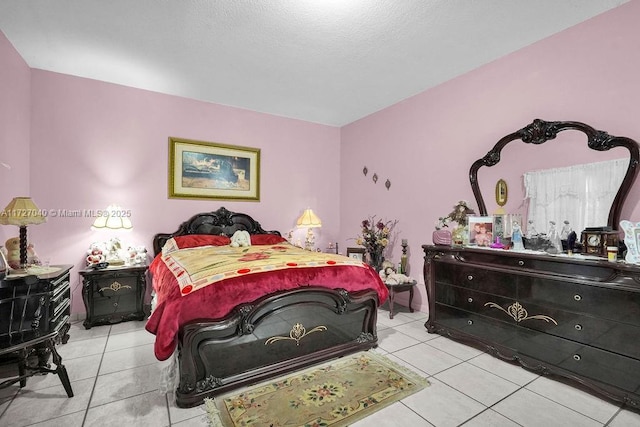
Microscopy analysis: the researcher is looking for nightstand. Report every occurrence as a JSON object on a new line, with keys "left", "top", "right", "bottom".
{"left": 385, "top": 280, "right": 417, "bottom": 320}
{"left": 79, "top": 264, "right": 148, "bottom": 329}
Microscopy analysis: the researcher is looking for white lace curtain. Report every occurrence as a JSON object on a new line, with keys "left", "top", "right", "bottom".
{"left": 523, "top": 158, "right": 629, "bottom": 235}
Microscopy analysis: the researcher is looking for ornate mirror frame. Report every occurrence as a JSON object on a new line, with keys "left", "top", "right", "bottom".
{"left": 469, "top": 119, "right": 640, "bottom": 230}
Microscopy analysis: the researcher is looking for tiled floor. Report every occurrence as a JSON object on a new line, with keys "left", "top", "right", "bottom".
{"left": 1, "top": 304, "right": 640, "bottom": 426}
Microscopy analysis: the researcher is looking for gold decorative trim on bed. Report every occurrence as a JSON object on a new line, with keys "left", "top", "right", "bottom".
{"left": 162, "top": 242, "right": 367, "bottom": 296}
{"left": 264, "top": 323, "right": 327, "bottom": 346}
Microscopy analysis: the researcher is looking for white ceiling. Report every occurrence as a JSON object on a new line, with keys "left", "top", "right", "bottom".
{"left": 0, "top": 0, "right": 630, "bottom": 126}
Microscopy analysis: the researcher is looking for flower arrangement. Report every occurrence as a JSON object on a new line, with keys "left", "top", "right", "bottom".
{"left": 356, "top": 216, "right": 398, "bottom": 270}
{"left": 435, "top": 200, "right": 475, "bottom": 230}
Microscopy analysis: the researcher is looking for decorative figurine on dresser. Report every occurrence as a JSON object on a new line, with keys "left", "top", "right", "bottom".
{"left": 424, "top": 119, "right": 640, "bottom": 408}
{"left": 80, "top": 264, "right": 148, "bottom": 329}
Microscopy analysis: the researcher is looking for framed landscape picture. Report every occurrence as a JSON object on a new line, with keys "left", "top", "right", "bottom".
{"left": 168, "top": 137, "right": 260, "bottom": 201}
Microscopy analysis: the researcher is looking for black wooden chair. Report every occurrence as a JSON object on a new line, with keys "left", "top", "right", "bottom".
{"left": 0, "top": 274, "right": 73, "bottom": 397}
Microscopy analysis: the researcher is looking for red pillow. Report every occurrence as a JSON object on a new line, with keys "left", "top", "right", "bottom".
{"left": 251, "top": 234, "right": 287, "bottom": 245}
{"left": 172, "top": 234, "right": 231, "bottom": 249}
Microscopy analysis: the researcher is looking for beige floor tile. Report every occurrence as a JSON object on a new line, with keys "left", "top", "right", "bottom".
{"left": 462, "top": 409, "right": 522, "bottom": 426}
{"left": 99, "top": 342, "right": 157, "bottom": 375}
{"left": 492, "top": 388, "right": 603, "bottom": 427}
{"left": 425, "top": 336, "right": 484, "bottom": 360}
{"left": 0, "top": 377, "right": 94, "bottom": 426}
{"left": 84, "top": 390, "right": 169, "bottom": 426}
{"left": 105, "top": 328, "right": 156, "bottom": 352}
{"left": 468, "top": 352, "right": 539, "bottom": 386}
{"left": 526, "top": 376, "right": 619, "bottom": 423}
{"left": 377, "top": 327, "right": 421, "bottom": 353}
{"left": 28, "top": 410, "right": 86, "bottom": 427}
{"left": 402, "top": 378, "right": 487, "bottom": 426}
{"left": 351, "top": 401, "right": 433, "bottom": 426}
{"left": 434, "top": 362, "right": 521, "bottom": 406}
{"left": 394, "top": 342, "right": 463, "bottom": 375}
{"left": 90, "top": 362, "right": 165, "bottom": 407}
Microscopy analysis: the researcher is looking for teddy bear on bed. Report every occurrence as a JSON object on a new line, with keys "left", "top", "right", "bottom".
{"left": 230, "top": 230, "right": 251, "bottom": 247}
{"left": 378, "top": 260, "right": 414, "bottom": 285}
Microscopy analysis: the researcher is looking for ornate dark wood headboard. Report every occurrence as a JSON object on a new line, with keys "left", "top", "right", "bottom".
{"left": 153, "top": 206, "right": 281, "bottom": 256}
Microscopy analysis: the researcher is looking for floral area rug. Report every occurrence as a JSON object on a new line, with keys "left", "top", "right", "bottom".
{"left": 205, "top": 351, "right": 429, "bottom": 426}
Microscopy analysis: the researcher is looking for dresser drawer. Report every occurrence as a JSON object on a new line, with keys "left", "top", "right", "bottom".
{"left": 435, "top": 303, "right": 518, "bottom": 350}
{"left": 436, "top": 282, "right": 518, "bottom": 324}
{"left": 516, "top": 326, "right": 640, "bottom": 393}
{"left": 518, "top": 276, "right": 640, "bottom": 325}
{"left": 454, "top": 249, "right": 615, "bottom": 281}
{"left": 484, "top": 296, "right": 640, "bottom": 360}
{"left": 435, "top": 261, "right": 518, "bottom": 298}
{"left": 93, "top": 293, "right": 137, "bottom": 316}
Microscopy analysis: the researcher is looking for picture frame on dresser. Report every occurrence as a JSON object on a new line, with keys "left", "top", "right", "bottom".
{"left": 346, "top": 247, "right": 365, "bottom": 261}
{"left": 168, "top": 136, "right": 260, "bottom": 201}
{"left": 467, "top": 215, "right": 493, "bottom": 246}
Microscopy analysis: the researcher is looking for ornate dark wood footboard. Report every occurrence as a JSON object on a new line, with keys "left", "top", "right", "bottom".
{"left": 176, "top": 286, "right": 378, "bottom": 407}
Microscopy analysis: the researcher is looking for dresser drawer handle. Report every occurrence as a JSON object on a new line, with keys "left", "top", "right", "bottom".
{"left": 574, "top": 324, "right": 582, "bottom": 331}
{"left": 518, "top": 260, "right": 525, "bottom": 266}
{"left": 113, "top": 302, "right": 118, "bottom": 307}
{"left": 573, "top": 354, "right": 581, "bottom": 361}
{"left": 467, "top": 297, "right": 473, "bottom": 303}
{"left": 467, "top": 320, "right": 473, "bottom": 325}
{"left": 574, "top": 294, "right": 582, "bottom": 301}
{"left": 467, "top": 275, "right": 473, "bottom": 281}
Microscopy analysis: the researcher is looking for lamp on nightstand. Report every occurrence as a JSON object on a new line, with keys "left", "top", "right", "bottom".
{"left": 0, "top": 197, "right": 47, "bottom": 268}
{"left": 296, "top": 208, "right": 322, "bottom": 251}
{"left": 91, "top": 204, "right": 132, "bottom": 266}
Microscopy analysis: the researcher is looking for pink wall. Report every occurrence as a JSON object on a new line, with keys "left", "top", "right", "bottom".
{"left": 0, "top": 32, "right": 31, "bottom": 244}
{"left": 340, "top": 0, "right": 640, "bottom": 312}
{"left": 3, "top": 1, "right": 640, "bottom": 316}
{"left": 23, "top": 71, "right": 341, "bottom": 314}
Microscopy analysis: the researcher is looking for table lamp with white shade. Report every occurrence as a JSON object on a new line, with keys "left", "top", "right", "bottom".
{"left": 296, "top": 208, "right": 322, "bottom": 251}
{"left": 0, "top": 197, "right": 47, "bottom": 268}
{"left": 91, "top": 204, "right": 132, "bottom": 266}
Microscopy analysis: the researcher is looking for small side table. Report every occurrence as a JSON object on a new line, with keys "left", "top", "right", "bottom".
{"left": 385, "top": 280, "right": 417, "bottom": 319}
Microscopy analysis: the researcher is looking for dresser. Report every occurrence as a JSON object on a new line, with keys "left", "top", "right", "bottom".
{"left": 0, "top": 265, "right": 74, "bottom": 396}
{"left": 423, "top": 245, "right": 640, "bottom": 408}
{"left": 80, "top": 265, "right": 148, "bottom": 329}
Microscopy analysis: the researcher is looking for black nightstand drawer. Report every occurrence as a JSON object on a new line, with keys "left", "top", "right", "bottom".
{"left": 80, "top": 265, "right": 148, "bottom": 329}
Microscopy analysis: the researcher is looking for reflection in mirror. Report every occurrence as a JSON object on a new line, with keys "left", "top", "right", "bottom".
{"left": 470, "top": 119, "right": 640, "bottom": 237}
{"left": 523, "top": 158, "right": 628, "bottom": 234}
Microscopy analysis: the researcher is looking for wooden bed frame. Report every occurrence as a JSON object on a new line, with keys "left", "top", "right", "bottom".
{"left": 152, "top": 207, "right": 380, "bottom": 408}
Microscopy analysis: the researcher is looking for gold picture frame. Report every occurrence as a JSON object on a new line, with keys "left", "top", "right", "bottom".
{"left": 346, "top": 247, "right": 366, "bottom": 261}
{"left": 169, "top": 137, "right": 260, "bottom": 201}
{"left": 495, "top": 179, "right": 508, "bottom": 207}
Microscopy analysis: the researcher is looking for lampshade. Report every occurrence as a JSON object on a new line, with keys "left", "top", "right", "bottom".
{"left": 0, "top": 197, "right": 47, "bottom": 226}
{"left": 0, "top": 197, "right": 46, "bottom": 268}
{"left": 296, "top": 208, "right": 322, "bottom": 228}
{"left": 91, "top": 205, "right": 132, "bottom": 230}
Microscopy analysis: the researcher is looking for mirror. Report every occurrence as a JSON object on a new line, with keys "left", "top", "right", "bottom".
{"left": 469, "top": 119, "right": 640, "bottom": 233}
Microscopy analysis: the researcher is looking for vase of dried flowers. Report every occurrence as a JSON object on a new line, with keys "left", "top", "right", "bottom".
{"left": 356, "top": 216, "right": 398, "bottom": 273}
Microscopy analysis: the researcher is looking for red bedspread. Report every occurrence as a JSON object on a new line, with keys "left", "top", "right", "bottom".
{"left": 145, "top": 249, "right": 388, "bottom": 360}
